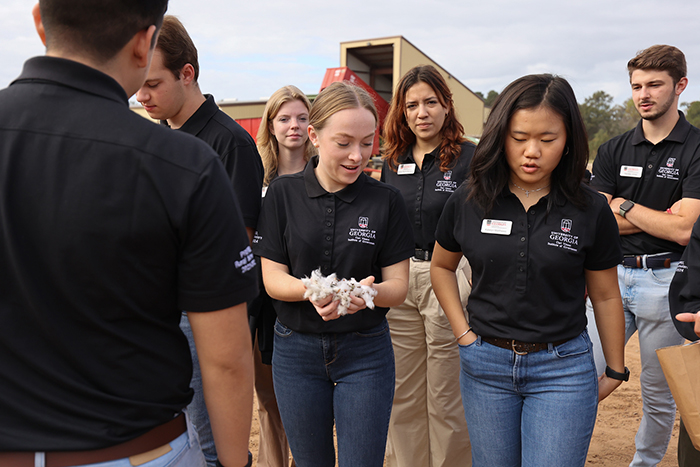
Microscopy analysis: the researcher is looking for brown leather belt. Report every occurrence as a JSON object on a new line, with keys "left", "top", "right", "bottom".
{"left": 0, "top": 413, "right": 186, "bottom": 467}
{"left": 482, "top": 336, "right": 570, "bottom": 355}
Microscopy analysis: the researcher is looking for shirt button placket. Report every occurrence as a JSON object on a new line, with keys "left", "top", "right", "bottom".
{"left": 322, "top": 196, "right": 334, "bottom": 272}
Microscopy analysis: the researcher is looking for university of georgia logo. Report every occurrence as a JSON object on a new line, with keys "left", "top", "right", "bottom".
{"left": 667, "top": 158, "right": 676, "bottom": 168}
{"left": 358, "top": 216, "right": 369, "bottom": 228}
{"left": 561, "top": 219, "right": 572, "bottom": 233}
{"left": 443, "top": 170, "right": 452, "bottom": 181}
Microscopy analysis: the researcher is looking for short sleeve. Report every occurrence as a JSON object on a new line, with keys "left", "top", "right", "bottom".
{"left": 669, "top": 219, "right": 700, "bottom": 341}
{"left": 434, "top": 187, "right": 465, "bottom": 253}
{"left": 583, "top": 195, "right": 623, "bottom": 271}
{"left": 178, "top": 158, "right": 258, "bottom": 312}
{"left": 377, "top": 189, "right": 414, "bottom": 267}
{"left": 590, "top": 141, "right": 617, "bottom": 196}
{"left": 252, "top": 178, "right": 289, "bottom": 266}
{"left": 681, "top": 146, "right": 700, "bottom": 200}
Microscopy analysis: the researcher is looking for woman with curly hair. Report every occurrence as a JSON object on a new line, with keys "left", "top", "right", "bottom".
{"left": 380, "top": 65, "right": 475, "bottom": 467}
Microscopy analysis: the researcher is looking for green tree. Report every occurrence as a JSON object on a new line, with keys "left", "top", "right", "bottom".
{"left": 579, "top": 93, "right": 638, "bottom": 159}
{"left": 476, "top": 90, "right": 499, "bottom": 107}
{"left": 682, "top": 101, "right": 700, "bottom": 127}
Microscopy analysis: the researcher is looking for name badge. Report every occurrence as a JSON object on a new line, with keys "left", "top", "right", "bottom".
{"left": 620, "top": 165, "right": 643, "bottom": 178}
{"left": 481, "top": 219, "right": 512, "bottom": 235}
{"left": 397, "top": 163, "right": 416, "bottom": 175}
{"left": 261, "top": 186, "right": 268, "bottom": 198}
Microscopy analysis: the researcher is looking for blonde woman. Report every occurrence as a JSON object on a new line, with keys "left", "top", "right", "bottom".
{"left": 250, "top": 85, "right": 314, "bottom": 467}
{"left": 253, "top": 82, "right": 413, "bottom": 466}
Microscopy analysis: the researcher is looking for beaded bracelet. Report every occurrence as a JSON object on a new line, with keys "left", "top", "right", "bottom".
{"left": 455, "top": 327, "right": 473, "bottom": 342}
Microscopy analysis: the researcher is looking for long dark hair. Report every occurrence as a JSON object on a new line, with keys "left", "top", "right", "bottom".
{"left": 468, "top": 74, "right": 589, "bottom": 214}
{"left": 383, "top": 65, "right": 465, "bottom": 171}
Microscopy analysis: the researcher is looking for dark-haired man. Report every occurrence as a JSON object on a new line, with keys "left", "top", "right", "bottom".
{"left": 0, "top": 2, "right": 256, "bottom": 467}
{"left": 588, "top": 44, "right": 700, "bottom": 466}
{"left": 135, "top": 16, "right": 263, "bottom": 467}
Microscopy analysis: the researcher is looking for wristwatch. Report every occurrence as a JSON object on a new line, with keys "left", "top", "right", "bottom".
{"left": 619, "top": 200, "right": 635, "bottom": 218}
{"left": 605, "top": 365, "right": 630, "bottom": 382}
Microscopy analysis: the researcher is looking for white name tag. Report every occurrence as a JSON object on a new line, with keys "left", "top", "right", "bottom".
{"left": 481, "top": 219, "right": 512, "bottom": 235}
{"left": 397, "top": 163, "right": 416, "bottom": 175}
{"left": 261, "top": 186, "right": 268, "bottom": 198}
{"left": 620, "top": 165, "right": 643, "bottom": 178}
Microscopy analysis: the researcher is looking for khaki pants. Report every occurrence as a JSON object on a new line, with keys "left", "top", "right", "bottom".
{"left": 253, "top": 337, "right": 295, "bottom": 467}
{"left": 385, "top": 258, "right": 472, "bottom": 467}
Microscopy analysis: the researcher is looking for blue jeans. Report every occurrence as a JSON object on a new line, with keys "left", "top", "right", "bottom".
{"left": 272, "top": 319, "right": 395, "bottom": 467}
{"left": 586, "top": 263, "right": 685, "bottom": 467}
{"left": 33, "top": 413, "right": 205, "bottom": 467}
{"left": 459, "top": 331, "right": 598, "bottom": 467}
{"left": 179, "top": 312, "right": 217, "bottom": 467}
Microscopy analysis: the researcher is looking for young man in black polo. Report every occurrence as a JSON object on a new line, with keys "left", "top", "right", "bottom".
{"left": 0, "top": 2, "right": 256, "bottom": 467}
{"left": 136, "top": 15, "right": 263, "bottom": 243}
{"left": 588, "top": 44, "right": 700, "bottom": 466}
{"left": 135, "top": 16, "right": 263, "bottom": 467}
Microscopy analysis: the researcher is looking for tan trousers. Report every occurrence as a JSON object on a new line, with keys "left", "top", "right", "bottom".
{"left": 385, "top": 258, "right": 472, "bottom": 467}
{"left": 253, "top": 337, "right": 295, "bottom": 467}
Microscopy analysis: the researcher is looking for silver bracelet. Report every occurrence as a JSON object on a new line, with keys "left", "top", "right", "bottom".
{"left": 455, "top": 327, "right": 473, "bottom": 342}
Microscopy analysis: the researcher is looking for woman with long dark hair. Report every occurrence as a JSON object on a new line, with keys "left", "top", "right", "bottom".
{"left": 380, "top": 65, "right": 474, "bottom": 467}
{"left": 431, "top": 74, "right": 627, "bottom": 466}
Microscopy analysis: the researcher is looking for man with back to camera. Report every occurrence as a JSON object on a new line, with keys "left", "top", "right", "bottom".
{"left": 135, "top": 16, "right": 263, "bottom": 467}
{"left": 0, "top": 2, "right": 256, "bottom": 467}
{"left": 587, "top": 44, "right": 700, "bottom": 466}
{"left": 668, "top": 216, "right": 700, "bottom": 467}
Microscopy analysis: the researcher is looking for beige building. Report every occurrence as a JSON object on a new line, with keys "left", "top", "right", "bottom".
{"left": 132, "top": 35, "right": 485, "bottom": 141}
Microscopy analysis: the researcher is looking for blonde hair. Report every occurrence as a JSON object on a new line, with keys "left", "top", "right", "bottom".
{"left": 257, "top": 85, "right": 315, "bottom": 186}
{"left": 309, "top": 82, "right": 378, "bottom": 133}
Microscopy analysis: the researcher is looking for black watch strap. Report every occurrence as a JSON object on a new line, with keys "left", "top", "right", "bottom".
{"left": 605, "top": 365, "right": 630, "bottom": 382}
{"left": 216, "top": 452, "right": 253, "bottom": 467}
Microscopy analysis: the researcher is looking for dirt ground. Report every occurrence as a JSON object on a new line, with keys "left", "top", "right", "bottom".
{"left": 248, "top": 333, "right": 681, "bottom": 466}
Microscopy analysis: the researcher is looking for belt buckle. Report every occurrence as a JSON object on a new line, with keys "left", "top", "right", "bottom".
{"left": 511, "top": 340, "right": 528, "bottom": 355}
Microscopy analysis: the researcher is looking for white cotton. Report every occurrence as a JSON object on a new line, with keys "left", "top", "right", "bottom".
{"left": 301, "top": 268, "right": 378, "bottom": 316}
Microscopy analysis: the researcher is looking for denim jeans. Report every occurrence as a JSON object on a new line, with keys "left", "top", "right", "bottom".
{"left": 32, "top": 413, "right": 205, "bottom": 467}
{"left": 272, "top": 318, "right": 395, "bottom": 467}
{"left": 180, "top": 312, "right": 217, "bottom": 467}
{"left": 586, "top": 263, "right": 685, "bottom": 467}
{"left": 459, "top": 330, "right": 598, "bottom": 467}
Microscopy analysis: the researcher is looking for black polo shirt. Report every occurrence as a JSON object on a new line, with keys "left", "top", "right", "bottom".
{"left": 174, "top": 94, "right": 263, "bottom": 229}
{"left": 669, "top": 218, "right": 700, "bottom": 342}
{"left": 253, "top": 156, "right": 414, "bottom": 334}
{"left": 435, "top": 184, "right": 621, "bottom": 342}
{"left": 381, "top": 141, "right": 475, "bottom": 251}
{"left": 0, "top": 57, "right": 258, "bottom": 450}
{"left": 591, "top": 112, "right": 700, "bottom": 255}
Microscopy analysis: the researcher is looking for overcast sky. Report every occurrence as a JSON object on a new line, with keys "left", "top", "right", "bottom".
{"left": 3, "top": 0, "right": 700, "bottom": 109}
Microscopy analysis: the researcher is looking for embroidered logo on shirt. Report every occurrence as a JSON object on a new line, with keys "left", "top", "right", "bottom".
{"left": 348, "top": 217, "right": 376, "bottom": 245}
{"left": 435, "top": 171, "right": 458, "bottom": 193}
{"left": 657, "top": 157, "right": 679, "bottom": 180}
{"left": 547, "top": 221, "right": 579, "bottom": 252}
{"left": 561, "top": 219, "right": 572, "bottom": 233}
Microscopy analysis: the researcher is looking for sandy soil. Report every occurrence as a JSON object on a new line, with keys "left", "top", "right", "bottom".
{"left": 249, "top": 333, "right": 681, "bottom": 466}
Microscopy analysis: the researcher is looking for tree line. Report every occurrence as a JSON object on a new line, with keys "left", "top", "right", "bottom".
{"left": 476, "top": 90, "right": 700, "bottom": 159}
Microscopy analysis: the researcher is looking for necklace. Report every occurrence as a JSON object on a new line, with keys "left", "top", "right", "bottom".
{"left": 511, "top": 181, "right": 550, "bottom": 197}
